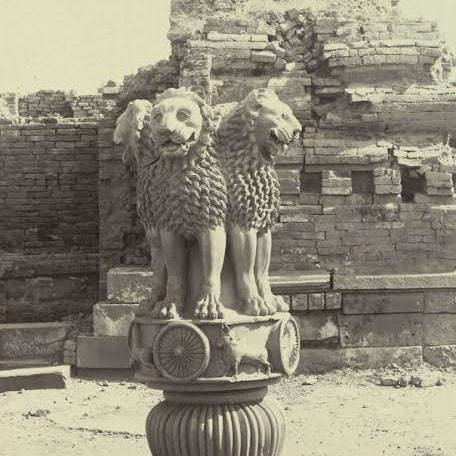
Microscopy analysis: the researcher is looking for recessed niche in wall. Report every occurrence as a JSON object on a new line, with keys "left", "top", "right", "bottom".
{"left": 352, "top": 171, "right": 374, "bottom": 194}
{"left": 452, "top": 174, "right": 456, "bottom": 189}
{"left": 300, "top": 171, "right": 322, "bottom": 193}
{"left": 401, "top": 169, "right": 425, "bottom": 203}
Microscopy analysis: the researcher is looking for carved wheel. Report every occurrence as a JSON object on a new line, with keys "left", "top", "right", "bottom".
{"left": 153, "top": 321, "right": 210, "bottom": 382}
{"left": 270, "top": 316, "right": 300, "bottom": 376}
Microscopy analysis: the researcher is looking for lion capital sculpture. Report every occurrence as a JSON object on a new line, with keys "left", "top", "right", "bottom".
{"left": 114, "top": 87, "right": 228, "bottom": 320}
{"left": 218, "top": 88, "right": 302, "bottom": 316}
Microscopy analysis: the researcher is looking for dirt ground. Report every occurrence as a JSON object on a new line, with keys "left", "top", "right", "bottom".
{"left": 1, "top": 365, "right": 455, "bottom": 456}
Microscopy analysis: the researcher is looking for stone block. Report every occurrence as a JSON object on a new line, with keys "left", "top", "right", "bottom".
{"left": 292, "top": 294, "right": 308, "bottom": 311}
{"left": 0, "top": 322, "right": 71, "bottom": 362}
{"left": 423, "top": 345, "right": 456, "bottom": 368}
{"left": 423, "top": 314, "right": 456, "bottom": 346}
{"left": 339, "top": 313, "right": 423, "bottom": 347}
{"left": 325, "top": 292, "right": 341, "bottom": 310}
{"left": 334, "top": 271, "right": 456, "bottom": 290}
{"left": 0, "top": 365, "right": 70, "bottom": 393}
{"left": 93, "top": 302, "right": 138, "bottom": 336}
{"left": 294, "top": 311, "right": 339, "bottom": 344}
{"left": 308, "top": 293, "right": 325, "bottom": 310}
{"left": 343, "top": 292, "right": 424, "bottom": 314}
{"left": 424, "top": 291, "right": 456, "bottom": 313}
{"left": 270, "top": 271, "right": 331, "bottom": 294}
{"left": 76, "top": 336, "right": 130, "bottom": 369}
{"left": 298, "top": 346, "right": 422, "bottom": 374}
{"left": 107, "top": 267, "right": 156, "bottom": 303}
{"left": 188, "top": 40, "right": 268, "bottom": 50}
{"left": 251, "top": 51, "right": 276, "bottom": 63}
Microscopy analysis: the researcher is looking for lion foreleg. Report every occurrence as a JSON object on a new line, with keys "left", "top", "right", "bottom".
{"left": 151, "top": 229, "right": 186, "bottom": 319}
{"left": 229, "top": 225, "right": 268, "bottom": 316}
{"left": 135, "top": 227, "right": 167, "bottom": 317}
{"left": 255, "top": 230, "right": 288, "bottom": 313}
{"left": 194, "top": 226, "right": 226, "bottom": 319}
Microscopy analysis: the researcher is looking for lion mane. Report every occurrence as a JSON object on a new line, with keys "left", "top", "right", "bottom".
{"left": 136, "top": 88, "right": 227, "bottom": 239}
{"left": 217, "top": 90, "right": 281, "bottom": 232}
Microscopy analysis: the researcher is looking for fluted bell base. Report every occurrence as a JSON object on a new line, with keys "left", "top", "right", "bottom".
{"left": 146, "top": 387, "right": 285, "bottom": 456}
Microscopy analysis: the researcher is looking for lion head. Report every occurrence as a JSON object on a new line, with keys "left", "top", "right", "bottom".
{"left": 218, "top": 88, "right": 302, "bottom": 163}
{"left": 218, "top": 89, "right": 301, "bottom": 231}
{"left": 114, "top": 87, "right": 217, "bottom": 165}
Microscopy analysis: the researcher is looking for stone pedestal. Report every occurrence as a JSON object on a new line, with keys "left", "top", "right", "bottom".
{"left": 128, "top": 313, "right": 300, "bottom": 456}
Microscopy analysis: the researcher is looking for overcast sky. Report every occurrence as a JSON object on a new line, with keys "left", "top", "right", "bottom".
{"left": 0, "top": 0, "right": 455, "bottom": 94}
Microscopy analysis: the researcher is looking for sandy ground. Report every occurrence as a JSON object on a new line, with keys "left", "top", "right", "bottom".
{"left": 1, "top": 366, "right": 456, "bottom": 456}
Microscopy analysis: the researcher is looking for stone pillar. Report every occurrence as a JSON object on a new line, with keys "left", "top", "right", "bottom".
{"left": 129, "top": 314, "right": 300, "bottom": 456}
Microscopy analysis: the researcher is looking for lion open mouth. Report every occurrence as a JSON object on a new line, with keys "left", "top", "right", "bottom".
{"left": 265, "top": 129, "right": 292, "bottom": 159}
{"left": 159, "top": 132, "right": 197, "bottom": 158}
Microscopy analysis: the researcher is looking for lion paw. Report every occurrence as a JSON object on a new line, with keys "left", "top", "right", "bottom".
{"left": 194, "top": 293, "right": 224, "bottom": 320}
{"left": 273, "top": 294, "right": 290, "bottom": 312}
{"left": 244, "top": 295, "right": 269, "bottom": 316}
{"left": 151, "top": 299, "right": 182, "bottom": 320}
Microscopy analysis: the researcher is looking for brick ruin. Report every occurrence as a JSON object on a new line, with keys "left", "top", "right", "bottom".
{"left": 3, "top": 0, "right": 456, "bottom": 369}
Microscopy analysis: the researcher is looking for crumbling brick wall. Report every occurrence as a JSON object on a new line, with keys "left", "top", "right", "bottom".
{"left": 0, "top": 120, "right": 100, "bottom": 322}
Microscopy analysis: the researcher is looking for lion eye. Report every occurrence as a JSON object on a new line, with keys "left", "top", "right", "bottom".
{"left": 177, "top": 110, "right": 190, "bottom": 121}
{"left": 282, "top": 113, "right": 288, "bottom": 120}
{"left": 153, "top": 112, "right": 163, "bottom": 123}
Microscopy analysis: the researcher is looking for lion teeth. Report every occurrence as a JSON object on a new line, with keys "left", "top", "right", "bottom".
{"left": 283, "top": 144, "right": 288, "bottom": 151}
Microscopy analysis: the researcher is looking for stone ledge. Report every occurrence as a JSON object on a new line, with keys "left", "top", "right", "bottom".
{"left": 423, "top": 345, "right": 456, "bottom": 368}
{"left": 106, "top": 267, "right": 331, "bottom": 300}
{"left": 76, "top": 336, "right": 130, "bottom": 369}
{"left": 335, "top": 270, "right": 456, "bottom": 290}
{"left": 270, "top": 271, "right": 331, "bottom": 294}
{"left": 0, "top": 322, "right": 71, "bottom": 362}
{"left": 298, "top": 346, "right": 423, "bottom": 374}
{"left": 0, "top": 365, "right": 70, "bottom": 393}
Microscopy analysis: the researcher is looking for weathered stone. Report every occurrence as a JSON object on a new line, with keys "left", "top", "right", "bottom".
{"left": 424, "top": 291, "right": 456, "bottom": 313}
{"left": 423, "top": 345, "right": 456, "bottom": 368}
{"left": 292, "top": 294, "right": 308, "bottom": 311}
{"left": 271, "top": 272, "right": 331, "bottom": 294}
{"left": 251, "top": 51, "right": 276, "bottom": 63}
{"left": 93, "top": 302, "right": 138, "bottom": 336}
{"left": 0, "top": 322, "right": 71, "bottom": 362}
{"left": 335, "top": 271, "right": 456, "bottom": 290}
{"left": 297, "top": 346, "right": 422, "bottom": 374}
{"left": 339, "top": 314, "right": 423, "bottom": 347}
{"left": 325, "top": 292, "right": 341, "bottom": 310}
{"left": 423, "top": 314, "right": 456, "bottom": 346}
{"left": 76, "top": 335, "right": 130, "bottom": 369}
{"left": 308, "top": 293, "right": 325, "bottom": 310}
{"left": 0, "top": 365, "right": 70, "bottom": 393}
{"left": 107, "top": 267, "right": 156, "bottom": 303}
{"left": 343, "top": 292, "right": 424, "bottom": 314}
{"left": 295, "top": 311, "right": 339, "bottom": 344}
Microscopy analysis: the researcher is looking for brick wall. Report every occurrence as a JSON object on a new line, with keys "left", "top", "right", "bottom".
{"left": 0, "top": 120, "right": 100, "bottom": 322}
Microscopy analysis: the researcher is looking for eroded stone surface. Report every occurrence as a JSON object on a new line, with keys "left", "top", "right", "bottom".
{"left": 339, "top": 313, "right": 423, "bottom": 347}
{"left": 343, "top": 292, "right": 424, "bottom": 314}
{"left": 423, "top": 345, "right": 456, "bottom": 368}
{"left": 0, "top": 323, "right": 71, "bottom": 363}
{"left": 93, "top": 302, "right": 137, "bottom": 337}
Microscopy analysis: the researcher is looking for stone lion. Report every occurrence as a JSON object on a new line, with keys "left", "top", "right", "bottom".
{"left": 218, "top": 88, "right": 302, "bottom": 316}
{"left": 114, "top": 87, "right": 228, "bottom": 320}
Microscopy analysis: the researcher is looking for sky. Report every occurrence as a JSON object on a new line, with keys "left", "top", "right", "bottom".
{"left": 0, "top": 0, "right": 171, "bottom": 94}
{"left": 0, "top": 0, "right": 455, "bottom": 94}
